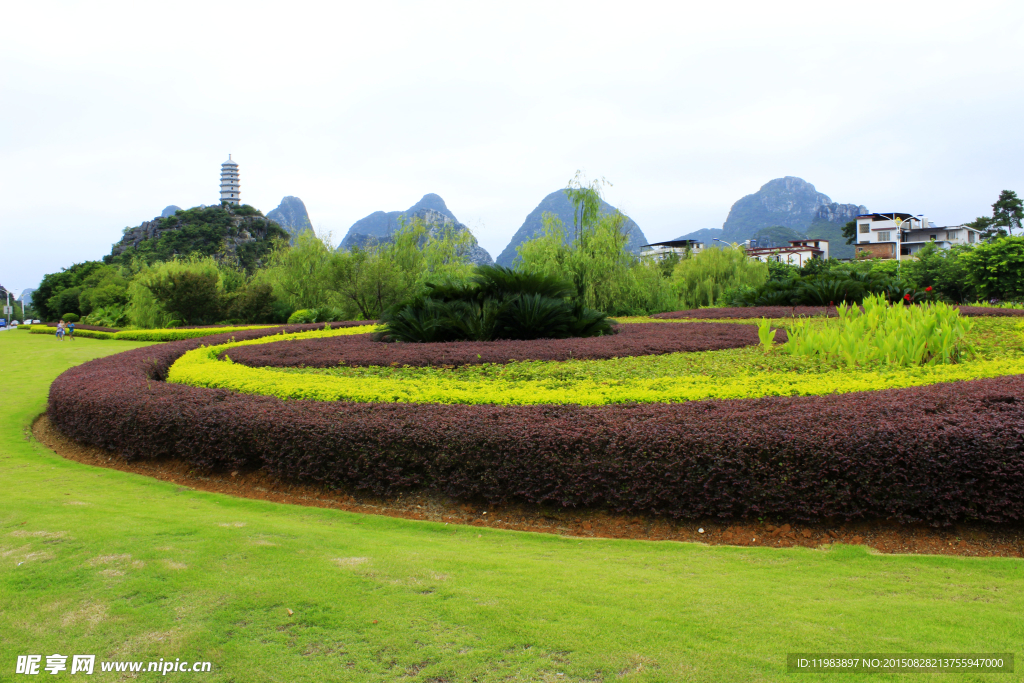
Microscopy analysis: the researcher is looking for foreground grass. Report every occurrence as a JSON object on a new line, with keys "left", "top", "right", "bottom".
{"left": 1, "top": 330, "right": 1022, "bottom": 682}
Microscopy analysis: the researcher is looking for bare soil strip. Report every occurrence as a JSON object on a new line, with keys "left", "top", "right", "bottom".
{"left": 33, "top": 415, "right": 1024, "bottom": 558}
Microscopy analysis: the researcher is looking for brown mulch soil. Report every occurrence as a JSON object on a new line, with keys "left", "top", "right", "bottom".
{"left": 33, "top": 415, "right": 1024, "bottom": 558}
{"left": 222, "top": 322, "right": 779, "bottom": 368}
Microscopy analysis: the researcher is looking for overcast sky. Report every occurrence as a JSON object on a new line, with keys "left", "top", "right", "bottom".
{"left": 3, "top": 0, "right": 1023, "bottom": 294}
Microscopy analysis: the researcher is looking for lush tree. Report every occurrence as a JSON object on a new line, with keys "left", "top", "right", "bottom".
{"left": 77, "top": 265, "right": 130, "bottom": 316}
{"left": 904, "top": 243, "right": 975, "bottom": 303}
{"left": 50, "top": 287, "right": 84, "bottom": 319}
{"left": 34, "top": 260, "right": 106, "bottom": 321}
{"left": 799, "top": 257, "right": 844, "bottom": 278}
{"left": 331, "top": 218, "right": 476, "bottom": 320}
{"left": 841, "top": 219, "right": 858, "bottom": 245}
{"left": 993, "top": 190, "right": 1023, "bottom": 237}
{"left": 564, "top": 171, "right": 608, "bottom": 245}
{"left": 128, "top": 257, "right": 229, "bottom": 327}
{"left": 657, "top": 252, "right": 681, "bottom": 278}
{"left": 959, "top": 236, "right": 1024, "bottom": 301}
{"left": 515, "top": 210, "right": 672, "bottom": 315}
{"left": 146, "top": 270, "right": 222, "bottom": 324}
{"left": 260, "top": 231, "right": 338, "bottom": 312}
{"left": 767, "top": 260, "right": 799, "bottom": 281}
{"left": 516, "top": 177, "right": 675, "bottom": 316}
{"left": 225, "top": 282, "right": 278, "bottom": 323}
{"left": 967, "top": 190, "right": 1023, "bottom": 241}
{"left": 671, "top": 246, "right": 768, "bottom": 308}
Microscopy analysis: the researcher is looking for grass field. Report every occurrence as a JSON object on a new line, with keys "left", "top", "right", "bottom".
{"left": 1, "top": 330, "right": 1021, "bottom": 682}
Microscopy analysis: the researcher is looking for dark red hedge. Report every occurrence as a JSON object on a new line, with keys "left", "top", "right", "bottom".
{"left": 222, "top": 322, "right": 775, "bottom": 368}
{"left": 46, "top": 326, "right": 1024, "bottom": 525}
{"left": 653, "top": 305, "right": 1024, "bottom": 319}
{"left": 653, "top": 307, "right": 838, "bottom": 319}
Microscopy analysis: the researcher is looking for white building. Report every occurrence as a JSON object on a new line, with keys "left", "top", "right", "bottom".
{"left": 638, "top": 239, "right": 705, "bottom": 261}
{"left": 854, "top": 212, "right": 981, "bottom": 259}
{"left": 746, "top": 239, "right": 829, "bottom": 267}
{"left": 220, "top": 155, "right": 240, "bottom": 205}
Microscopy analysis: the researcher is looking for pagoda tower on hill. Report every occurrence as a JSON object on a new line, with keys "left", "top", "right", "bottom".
{"left": 220, "top": 155, "right": 240, "bottom": 205}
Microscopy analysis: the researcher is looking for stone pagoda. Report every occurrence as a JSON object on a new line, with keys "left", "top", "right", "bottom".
{"left": 220, "top": 155, "right": 240, "bottom": 205}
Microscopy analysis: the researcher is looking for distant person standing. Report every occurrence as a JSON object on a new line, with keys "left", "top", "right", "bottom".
{"left": 67, "top": 321, "right": 75, "bottom": 341}
{"left": 56, "top": 320, "right": 65, "bottom": 341}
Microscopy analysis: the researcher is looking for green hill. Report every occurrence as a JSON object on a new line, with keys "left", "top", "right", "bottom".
{"left": 105, "top": 204, "right": 289, "bottom": 272}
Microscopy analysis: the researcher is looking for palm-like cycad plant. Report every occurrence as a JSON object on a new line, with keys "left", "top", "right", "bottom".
{"left": 378, "top": 266, "right": 613, "bottom": 342}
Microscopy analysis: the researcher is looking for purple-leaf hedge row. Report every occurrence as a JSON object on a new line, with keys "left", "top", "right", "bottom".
{"left": 652, "top": 307, "right": 839, "bottom": 319}
{"left": 222, "top": 322, "right": 772, "bottom": 368}
{"left": 47, "top": 326, "right": 1024, "bottom": 525}
{"left": 654, "top": 305, "right": 1024, "bottom": 320}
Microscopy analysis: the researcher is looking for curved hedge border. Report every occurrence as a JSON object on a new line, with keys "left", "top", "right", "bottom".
{"left": 222, "top": 322, "right": 772, "bottom": 369}
{"left": 173, "top": 330, "right": 1024, "bottom": 405}
{"left": 48, "top": 324, "right": 1024, "bottom": 525}
{"left": 654, "top": 305, "right": 1024, "bottom": 320}
{"left": 29, "top": 320, "right": 369, "bottom": 342}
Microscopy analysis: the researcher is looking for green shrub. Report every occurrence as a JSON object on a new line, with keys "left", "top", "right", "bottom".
{"left": 960, "top": 236, "right": 1024, "bottom": 301}
{"left": 62, "top": 313, "right": 80, "bottom": 322}
{"left": 287, "top": 309, "right": 319, "bottom": 324}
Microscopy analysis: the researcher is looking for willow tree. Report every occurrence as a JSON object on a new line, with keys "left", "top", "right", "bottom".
{"left": 331, "top": 217, "right": 477, "bottom": 319}
{"left": 671, "top": 245, "right": 768, "bottom": 308}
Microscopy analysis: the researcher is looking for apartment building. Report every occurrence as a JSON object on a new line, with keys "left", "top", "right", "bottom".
{"left": 854, "top": 213, "right": 982, "bottom": 259}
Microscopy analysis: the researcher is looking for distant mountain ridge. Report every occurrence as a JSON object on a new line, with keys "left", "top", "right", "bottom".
{"left": 267, "top": 196, "right": 313, "bottom": 242}
{"left": 339, "top": 194, "right": 493, "bottom": 265}
{"left": 675, "top": 177, "right": 866, "bottom": 260}
{"left": 495, "top": 190, "right": 649, "bottom": 267}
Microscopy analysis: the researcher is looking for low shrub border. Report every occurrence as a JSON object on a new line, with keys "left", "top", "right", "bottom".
{"left": 41, "top": 323, "right": 121, "bottom": 333}
{"left": 654, "top": 306, "right": 837, "bottom": 319}
{"left": 48, "top": 325, "right": 1024, "bottom": 525}
{"left": 29, "top": 321, "right": 369, "bottom": 342}
{"left": 654, "top": 305, "right": 1024, "bottom": 320}
{"left": 222, "top": 322, "right": 773, "bottom": 369}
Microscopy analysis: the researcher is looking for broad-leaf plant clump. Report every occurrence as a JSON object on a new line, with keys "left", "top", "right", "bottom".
{"left": 378, "top": 265, "right": 614, "bottom": 342}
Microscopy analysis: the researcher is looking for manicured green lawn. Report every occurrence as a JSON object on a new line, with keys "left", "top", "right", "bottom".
{"left": 1, "top": 330, "right": 1021, "bottom": 682}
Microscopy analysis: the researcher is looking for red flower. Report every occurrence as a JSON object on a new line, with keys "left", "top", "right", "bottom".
{"left": 926, "top": 286, "right": 933, "bottom": 292}
{"left": 904, "top": 294, "right": 911, "bottom": 301}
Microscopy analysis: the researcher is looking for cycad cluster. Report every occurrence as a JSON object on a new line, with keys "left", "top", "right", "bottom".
{"left": 378, "top": 266, "right": 614, "bottom": 342}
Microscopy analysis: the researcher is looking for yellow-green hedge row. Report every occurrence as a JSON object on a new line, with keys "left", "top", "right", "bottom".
{"left": 29, "top": 324, "right": 275, "bottom": 341}
{"left": 167, "top": 328, "right": 1024, "bottom": 405}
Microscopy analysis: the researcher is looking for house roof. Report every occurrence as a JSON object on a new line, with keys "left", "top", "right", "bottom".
{"left": 641, "top": 240, "right": 703, "bottom": 248}
{"left": 858, "top": 212, "right": 917, "bottom": 221}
